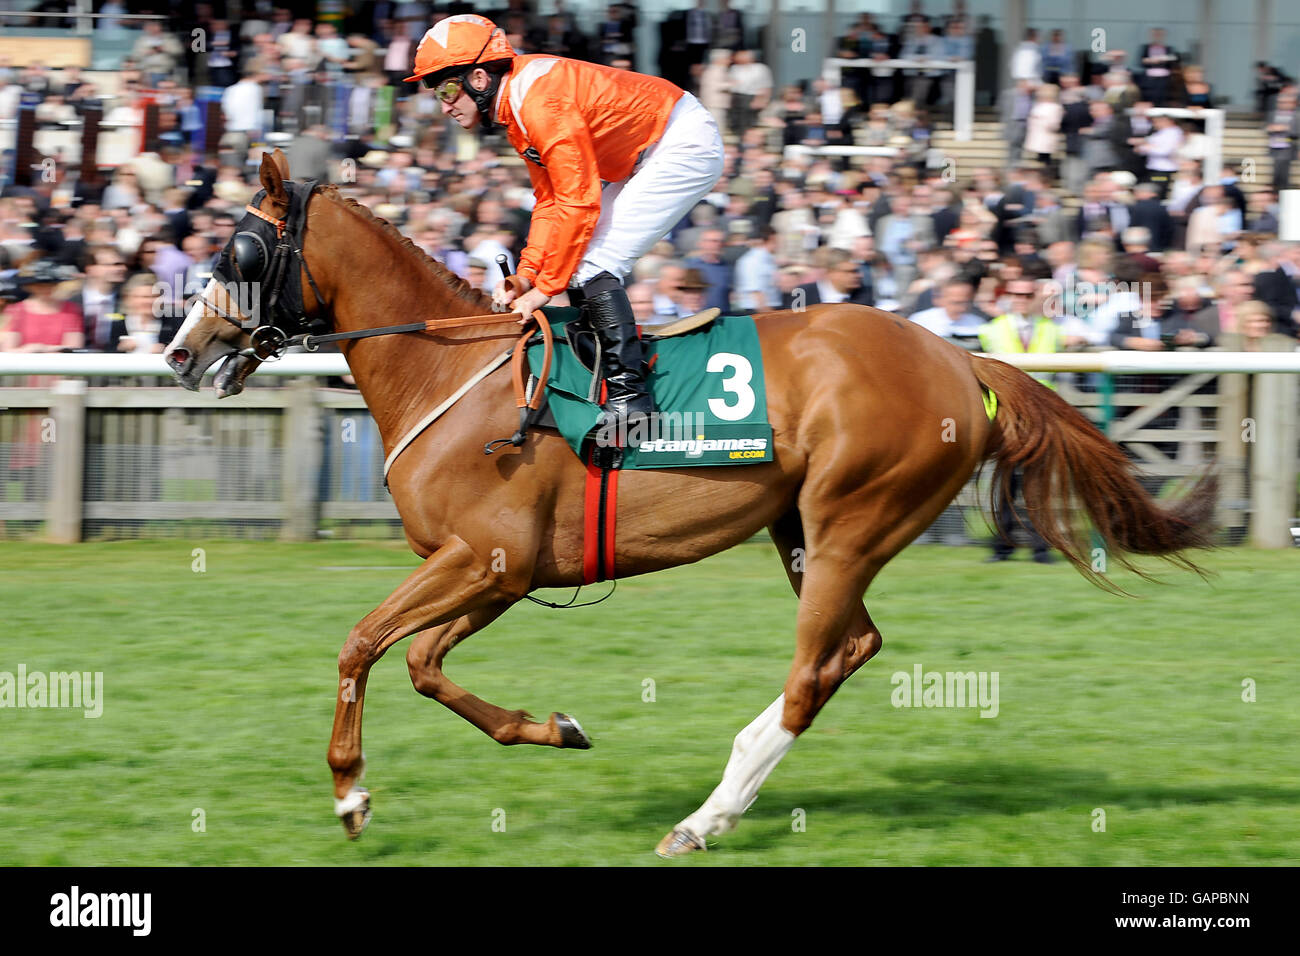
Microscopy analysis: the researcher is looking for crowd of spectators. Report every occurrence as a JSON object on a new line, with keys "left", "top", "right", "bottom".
{"left": 0, "top": 0, "right": 1297, "bottom": 364}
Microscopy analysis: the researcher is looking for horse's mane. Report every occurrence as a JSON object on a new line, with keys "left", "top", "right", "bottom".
{"left": 316, "top": 184, "right": 492, "bottom": 312}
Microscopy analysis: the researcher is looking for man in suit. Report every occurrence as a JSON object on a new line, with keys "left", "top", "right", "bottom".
{"left": 1080, "top": 98, "right": 1127, "bottom": 178}
{"left": 171, "top": 147, "right": 217, "bottom": 210}
{"left": 1121, "top": 101, "right": 1155, "bottom": 180}
{"left": 658, "top": 10, "right": 690, "bottom": 90}
{"left": 683, "top": 0, "right": 715, "bottom": 83}
{"left": 288, "top": 124, "right": 333, "bottom": 185}
{"left": 973, "top": 15, "right": 1000, "bottom": 108}
{"left": 684, "top": 228, "right": 732, "bottom": 314}
{"left": 75, "top": 244, "right": 127, "bottom": 352}
{"left": 1138, "top": 28, "right": 1178, "bottom": 106}
{"left": 162, "top": 187, "right": 193, "bottom": 246}
{"left": 1218, "top": 163, "right": 1250, "bottom": 218}
{"left": 531, "top": 13, "right": 589, "bottom": 60}
{"left": 927, "top": 186, "right": 959, "bottom": 243}
{"left": 1127, "top": 181, "right": 1173, "bottom": 252}
{"left": 781, "top": 247, "right": 873, "bottom": 309}
{"left": 1246, "top": 187, "right": 1280, "bottom": 234}
{"left": 1058, "top": 74, "right": 1094, "bottom": 196}
{"left": 716, "top": 0, "right": 745, "bottom": 52}
{"left": 993, "top": 166, "right": 1044, "bottom": 254}
{"left": 1000, "top": 79, "right": 1035, "bottom": 164}
{"left": 875, "top": 190, "right": 936, "bottom": 289}
{"left": 1252, "top": 241, "right": 1299, "bottom": 337}
{"left": 1075, "top": 176, "right": 1131, "bottom": 248}
{"left": 1267, "top": 86, "right": 1299, "bottom": 190}
{"left": 910, "top": 278, "right": 986, "bottom": 347}
{"left": 850, "top": 234, "right": 877, "bottom": 307}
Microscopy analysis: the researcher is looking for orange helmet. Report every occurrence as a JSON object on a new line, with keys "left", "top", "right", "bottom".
{"left": 404, "top": 14, "right": 516, "bottom": 88}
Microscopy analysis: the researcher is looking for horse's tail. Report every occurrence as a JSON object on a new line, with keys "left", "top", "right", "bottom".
{"left": 969, "top": 355, "right": 1216, "bottom": 591}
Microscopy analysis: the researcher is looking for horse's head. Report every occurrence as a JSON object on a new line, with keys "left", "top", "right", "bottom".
{"left": 165, "top": 150, "right": 320, "bottom": 397}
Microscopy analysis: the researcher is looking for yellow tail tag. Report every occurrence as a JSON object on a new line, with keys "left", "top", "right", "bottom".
{"left": 982, "top": 386, "right": 998, "bottom": 422}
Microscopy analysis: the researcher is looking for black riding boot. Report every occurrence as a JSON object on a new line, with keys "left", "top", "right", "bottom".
{"left": 582, "top": 272, "right": 655, "bottom": 424}
{"left": 566, "top": 284, "right": 586, "bottom": 314}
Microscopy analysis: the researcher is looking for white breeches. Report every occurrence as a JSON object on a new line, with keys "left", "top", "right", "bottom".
{"left": 572, "top": 92, "right": 725, "bottom": 287}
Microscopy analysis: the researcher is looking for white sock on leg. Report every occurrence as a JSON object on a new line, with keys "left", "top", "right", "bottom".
{"left": 678, "top": 694, "right": 796, "bottom": 838}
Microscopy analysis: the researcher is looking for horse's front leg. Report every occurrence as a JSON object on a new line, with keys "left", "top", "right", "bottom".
{"left": 406, "top": 603, "right": 593, "bottom": 748}
{"left": 327, "top": 534, "right": 521, "bottom": 839}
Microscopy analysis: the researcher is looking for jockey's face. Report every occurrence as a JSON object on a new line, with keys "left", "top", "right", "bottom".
{"left": 440, "top": 68, "right": 490, "bottom": 130}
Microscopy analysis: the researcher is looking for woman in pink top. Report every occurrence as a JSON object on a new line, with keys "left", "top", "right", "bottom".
{"left": 1, "top": 260, "right": 84, "bottom": 475}
{"left": 0, "top": 261, "right": 83, "bottom": 352}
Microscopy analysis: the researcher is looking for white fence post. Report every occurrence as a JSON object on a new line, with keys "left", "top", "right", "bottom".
{"left": 280, "top": 377, "right": 323, "bottom": 542}
{"left": 1216, "top": 352, "right": 1250, "bottom": 535}
{"left": 1250, "top": 336, "right": 1300, "bottom": 548}
{"left": 47, "top": 378, "right": 86, "bottom": 543}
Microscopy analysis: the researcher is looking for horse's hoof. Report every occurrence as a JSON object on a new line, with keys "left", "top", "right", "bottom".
{"left": 336, "top": 788, "right": 371, "bottom": 840}
{"left": 553, "top": 712, "right": 592, "bottom": 749}
{"left": 655, "top": 828, "right": 707, "bottom": 858}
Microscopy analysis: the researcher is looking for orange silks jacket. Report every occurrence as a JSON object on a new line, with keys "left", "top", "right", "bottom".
{"left": 496, "top": 55, "right": 684, "bottom": 296}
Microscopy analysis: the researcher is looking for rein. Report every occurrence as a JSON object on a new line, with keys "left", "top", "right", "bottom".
{"left": 202, "top": 184, "right": 557, "bottom": 461}
{"left": 295, "top": 308, "right": 555, "bottom": 408}
{"left": 299, "top": 310, "right": 537, "bottom": 353}
{"left": 292, "top": 273, "right": 554, "bottom": 415}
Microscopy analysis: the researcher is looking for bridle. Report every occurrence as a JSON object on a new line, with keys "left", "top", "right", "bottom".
{"left": 203, "top": 178, "right": 330, "bottom": 361}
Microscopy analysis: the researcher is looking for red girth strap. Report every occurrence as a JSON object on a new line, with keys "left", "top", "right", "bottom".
{"left": 582, "top": 384, "right": 619, "bottom": 584}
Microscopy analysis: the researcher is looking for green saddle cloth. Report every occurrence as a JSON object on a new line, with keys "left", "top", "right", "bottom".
{"left": 525, "top": 307, "right": 774, "bottom": 469}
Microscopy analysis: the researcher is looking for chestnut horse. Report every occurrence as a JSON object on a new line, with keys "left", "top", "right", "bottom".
{"left": 165, "top": 153, "right": 1214, "bottom": 856}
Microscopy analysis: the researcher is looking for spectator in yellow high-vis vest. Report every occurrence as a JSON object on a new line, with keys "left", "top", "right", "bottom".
{"left": 977, "top": 277, "right": 1063, "bottom": 389}
{"left": 978, "top": 276, "right": 1058, "bottom": 563}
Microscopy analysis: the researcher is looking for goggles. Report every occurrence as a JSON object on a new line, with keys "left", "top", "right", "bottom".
{"left": 425, "top": 73, "right": 465, "bottom": 101}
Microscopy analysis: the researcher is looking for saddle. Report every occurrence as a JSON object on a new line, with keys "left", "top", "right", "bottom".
{"left": 501, "top": 308, "right": 721, "bottom": 442}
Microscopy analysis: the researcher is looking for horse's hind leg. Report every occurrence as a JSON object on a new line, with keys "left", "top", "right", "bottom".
{"left": 656, "top": 510, "right": 884, "bottom": 857}
{"left": 405, "top": 604, "right": 592, "bottom": 749}
{"left": 767, "top": 507, "right": 884, "bottom": 689}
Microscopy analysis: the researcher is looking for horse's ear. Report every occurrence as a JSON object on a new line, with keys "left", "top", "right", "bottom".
{"left": 271, "top": 147, "right": 291, "bottom": 181}
{"left": 259, "top": 151, "right": 289, "bottom": 209}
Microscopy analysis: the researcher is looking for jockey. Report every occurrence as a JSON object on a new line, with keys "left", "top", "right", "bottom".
{"left": 406, "top": 14, "right": 725, "bottom": 425}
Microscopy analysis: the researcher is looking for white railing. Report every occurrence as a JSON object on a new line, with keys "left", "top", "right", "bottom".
{"left": 1138, "top": 107, "right": 1225, "bottom": 183}
{"left": 0, "top": 350, "right": 1295, "bottom": 547}
{"left": 823, "top": 58, "right": 975, "bottom": 141}
{"left": 783, "top": 145, "right": 899, "bottom": 161}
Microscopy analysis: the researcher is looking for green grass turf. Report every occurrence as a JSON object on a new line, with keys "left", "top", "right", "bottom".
{"left": 0, "top": 539, "right": 1296, "bottom": 866}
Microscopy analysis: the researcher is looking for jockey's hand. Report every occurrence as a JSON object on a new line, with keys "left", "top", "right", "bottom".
{"left": 512, "top": 287, "right": 551, "bottom": 324}
{"left": 492, "top": 275, "right": 530, "bottom": 312}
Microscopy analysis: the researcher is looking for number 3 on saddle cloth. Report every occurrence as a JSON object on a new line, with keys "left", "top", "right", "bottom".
{"left": 522, "top": 306, "right": 774, "bottom": 470}
{"left": 517, "top": 306, "right": 775, "bottom": 584}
